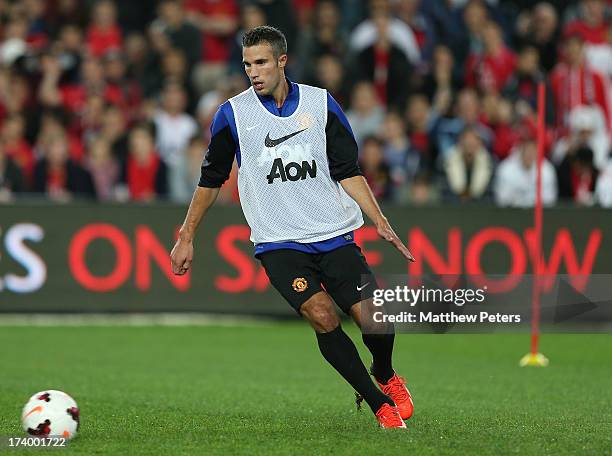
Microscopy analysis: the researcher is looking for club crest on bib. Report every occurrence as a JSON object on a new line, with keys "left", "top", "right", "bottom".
{"left": 297, "top": 112, "right": 315, "bottom": 130}
{"left": 292, "top": 277, "right": 308, "bottom": 292}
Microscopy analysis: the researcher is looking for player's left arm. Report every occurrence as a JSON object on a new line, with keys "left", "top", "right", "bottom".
{"left": 325, "top": 93, "right": 415, "bottom": 262}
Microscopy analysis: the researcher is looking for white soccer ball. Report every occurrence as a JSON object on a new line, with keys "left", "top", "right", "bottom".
{"left": 21, "top": 390, "right": 80, "bottom": 440}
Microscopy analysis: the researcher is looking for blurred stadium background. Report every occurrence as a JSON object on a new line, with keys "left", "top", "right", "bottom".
{"left": 0, "top": 0, "right": 610, "bottom": 207}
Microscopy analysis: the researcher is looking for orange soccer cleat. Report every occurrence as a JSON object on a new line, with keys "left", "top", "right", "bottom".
{"left": 376, "top": 374, "right": 414, "bottom": 420}
{"left": 375, "top": 403, "right": 407, "bottom": 429}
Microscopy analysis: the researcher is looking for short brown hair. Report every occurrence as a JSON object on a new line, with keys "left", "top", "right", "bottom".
{"left": 242, "top": 25, "right": 287, "bottom": 58}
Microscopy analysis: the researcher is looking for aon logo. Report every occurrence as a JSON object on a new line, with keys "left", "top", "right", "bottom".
{"left": 266, "top": 158, "right": 317, "bottom": 184}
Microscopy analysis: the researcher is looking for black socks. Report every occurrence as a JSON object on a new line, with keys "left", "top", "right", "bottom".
{"left": 362, "top": 332, "right": 395, "bottom": 384}
{"left": 316, "top": 326, "right": 392, "bottom": 413}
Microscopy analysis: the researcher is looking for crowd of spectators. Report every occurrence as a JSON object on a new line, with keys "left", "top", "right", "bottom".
{"left": 0, "top": 0, "right": 610, "bottom": 207}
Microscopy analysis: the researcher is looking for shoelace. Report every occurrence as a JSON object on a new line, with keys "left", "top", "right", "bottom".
{"left": 354, "top": 377, "right": 409, "bottom": 412}
{"left": 383, "top": 376, "right": 410, "bottom": 403}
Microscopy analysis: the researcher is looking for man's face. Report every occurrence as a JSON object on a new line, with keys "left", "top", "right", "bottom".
{"left": 163, "top": 86, "right": 186, "bottom": 113}
{"left": 361, "top": 140, "right": 383, "bottom": 169}
{"left": 434, "top": 45, "right": 453, "bottom": 70}
{"left": 518, "top": 48, "right": 538, "bottom": 74}
{"left": 130, "top": 130, "right": 153, "bottom": 158}
{"left": 482, "top": 23, "right": 502, "bottom": 51}
{"left": 316, "top": 55, "right": 342, "bottom": 88}
{"left": 243, "top": 43, "right": 286, "bottom": 96}
{"left": 565, "top": 37, "right": 584, "bottom": 65}
{"left": 457, "top": 91, "right": 479, "bottom": 123}
{"left": 520, "top": 141, "right": 536, "bottom": 169}
{"left": 160, "top": 1, "right": 183, "bottom": 26}
{"left": 407, "top": 96, "right": 428, "bottom": 125}
{"left": 464, "top": 1, "right": 487, "bottom": 32}
{"left": 533, "top": 4, "right": 557, "bottom": 37}
{"left": 460, "top": 131, "right": 481, "bottom": 161}
{"left": 47, "top": 138, "right": 68, "bottom": 165}
{"left": 584, "top": 0, "right": 605, "bottom": 23}
{"left": 82, "top": 58, "right": 104, "bottom": 85}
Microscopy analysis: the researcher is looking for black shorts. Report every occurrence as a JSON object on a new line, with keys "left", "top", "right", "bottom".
{"left": 258, "top": 244, "right": 377, "bottom": 315}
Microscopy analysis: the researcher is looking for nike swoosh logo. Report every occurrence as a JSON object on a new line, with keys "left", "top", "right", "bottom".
{"left": 265, "top": 128, "right": 307, "bottom": 148}
{"left": 246, "top": 125, "right": 259, "bottom": 131}
{"left": 357, "top": 283, "right": 370, "bottom": 292}
{"left": 24, "top": 406, "right": 43, "bottom": 418}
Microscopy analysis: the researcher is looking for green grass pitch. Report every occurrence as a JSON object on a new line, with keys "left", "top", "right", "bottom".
{"left": 0, "top": 323, "right": 610, "bottom": 455}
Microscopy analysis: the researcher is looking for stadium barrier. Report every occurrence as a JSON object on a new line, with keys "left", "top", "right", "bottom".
{"left": 0, "top": 204, "right": 609, "bottom": 316}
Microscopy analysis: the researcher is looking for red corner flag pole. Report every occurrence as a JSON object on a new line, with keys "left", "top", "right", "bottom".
{"left": 520, "top": 82, "right": 549, "bottom": 367}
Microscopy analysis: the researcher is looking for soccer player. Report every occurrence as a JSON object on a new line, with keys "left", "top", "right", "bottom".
{"left": 171, "top": 26, "right": 415, "bottom": 429}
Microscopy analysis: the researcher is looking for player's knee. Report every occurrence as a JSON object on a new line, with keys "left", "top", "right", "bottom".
{"left": 352, "top": 299, "right": 391, "bottom": 333}
{"left": 349, "top": 302, "right": 362, "bottom": 328}
{"left": 301, "top": 294, "right": 340, "bottom": 332}
{"left": 312, "top": 311, "right": 340, "bottom": 333}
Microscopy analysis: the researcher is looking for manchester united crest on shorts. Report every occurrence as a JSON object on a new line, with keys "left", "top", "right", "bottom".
{"left": 292, "top": 277, "right": 308, "bottom": 292}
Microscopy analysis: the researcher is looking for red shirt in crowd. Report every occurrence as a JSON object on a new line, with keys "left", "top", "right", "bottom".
{"left": 409, "top": 131, "right": 429, "bottom": 156}
{"left": 490, "top": 124, "right": 518, "bottom": 160}
{"left": 465, "top": 47, "right": 517, "bottom": 93}
{"left": 5, "top": 139, "right": 35, "bottom": 182}
{"left": 47, "top": 167, "right": 67, "bottom": 192}
{"left": 550, "top": 63, "right": 612, "bottom": 132}
{"left": 373, "top": 47, "right": 390, "bottom": 106}
{"left": 563, "top": 20, "right": 608, "bottom": 45}
{"left": 26, "top": 32, "right": 49, "bottom": 49}
{"left": 292, "top": 0, "right": 316, "bottom": 25}
{"left": 184, "top": 0, "right": 238, "bottom": 63}
{"left": 67, "top": 135, "right": 85, "bottom": 163}
{"left": 571, "top": 167, "right": 596, "bottom": 201}
{"left": 362, "top": 166, "right": 391, "bottom": 200}
{"left": 59, "top": 84, "right": 123, "bottom": 113}
{"left": 86, "top": 24, "right": 122, "bottom": 57}
{"left": 127, "top": 153, "right": 161, "bottom": 201}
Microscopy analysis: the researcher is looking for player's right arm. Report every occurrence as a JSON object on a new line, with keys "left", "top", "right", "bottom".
{"left": 171, "top": 102, "right": 238, "bottom": 275}
{"left": 171, "top": 187, "right": 220, "bottom": 275}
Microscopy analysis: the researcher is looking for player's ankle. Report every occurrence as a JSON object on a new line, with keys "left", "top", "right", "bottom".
{"left": 372, "top": 366, "right": 394, "bottom": 384}
{"left": 369, "top": 395, "right": 395, "bottom": 413}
